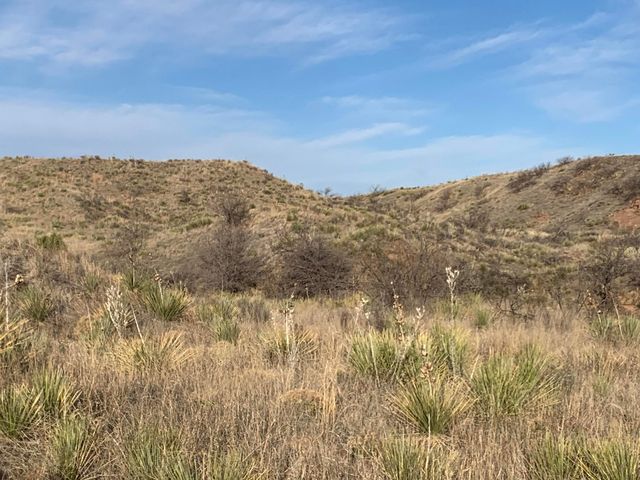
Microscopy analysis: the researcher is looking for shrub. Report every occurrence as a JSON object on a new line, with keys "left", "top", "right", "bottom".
{"left": 360, "top": 236, "right": 449, "bottom": 307}
{"left": 142, "top": 283, "right": 190, "bottom": 322}
{"left": 348, "top": 330, "right": 421, "bottom": 383}
{"left": 195, "top": 224, "right": 264, "bottom": 293}
{"left": 0, "top": 386, "right": 42, "bottom": 438}
{"left": 197, "top": 297, "right": 241, "bottom": 344}
{"left": 19, "top": 285, "right": 55, "bottom": 322}
{"left": 390, "top": 378, "right": 471, "bottom": 436}
{"left": 50, "top": 416, "right": 101, "bottom": 480}
{"left": 471, "top": 346, "right": 559, "bottom": 417}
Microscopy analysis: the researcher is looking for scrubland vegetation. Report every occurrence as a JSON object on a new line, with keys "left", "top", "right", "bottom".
{"left": 1, "top": 155, "right": 640, "bottom": 478}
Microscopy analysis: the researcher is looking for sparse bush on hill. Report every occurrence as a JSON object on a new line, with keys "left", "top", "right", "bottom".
{"left": 507, "top": 162, "right": 551, "bottom": 193}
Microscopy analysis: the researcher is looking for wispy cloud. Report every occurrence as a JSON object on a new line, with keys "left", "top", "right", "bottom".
{"left": 0, "top": 0, "right": 413, "bottom": 67}
{"left": 0, "top": 91, "right": 579, "bottom": 192}
{"left": 431, "top": 28, "right": 543, "bottom": 68}
{"left": 305, "top": 123, "right": 423, "bottom": 149}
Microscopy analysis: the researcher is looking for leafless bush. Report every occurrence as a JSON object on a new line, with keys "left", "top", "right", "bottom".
{"left": 360, "top": 236, "right": 449, "bottom": 307}
{"left": 217, "top": 192, "right": 251, "bottom": 226}
{"left": 581, "top": 234, "right": 640, "bottom": 312}
{"left": 275, "top": 232, "right": 353, "bottom": 298}
{"left": 196, "top": 224, "right": 265, "bottom": 293}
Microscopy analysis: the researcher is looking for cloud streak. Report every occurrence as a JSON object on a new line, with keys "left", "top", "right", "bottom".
{"left": 0, "top": 0, "right": 413, "bottom": 67}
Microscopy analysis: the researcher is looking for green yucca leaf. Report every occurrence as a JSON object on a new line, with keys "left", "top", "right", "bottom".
{"left": 51, "top": 415, "right": 101, "bottom": 480}
{"left": 0, "top": 386, "right": 42, "bottom": 438}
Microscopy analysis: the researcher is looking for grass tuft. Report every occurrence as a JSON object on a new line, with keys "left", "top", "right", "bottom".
{"left": 0, "top": 386, "right": 42, "bottom": 438}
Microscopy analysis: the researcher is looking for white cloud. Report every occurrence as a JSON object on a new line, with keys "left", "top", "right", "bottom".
{"left": 0, "top": 93, "right": 580, "bottom": 193}
{"left": 0, "top": 0, "right": 413, "bottom": 67}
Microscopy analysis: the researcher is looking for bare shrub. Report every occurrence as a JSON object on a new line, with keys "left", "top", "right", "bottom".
{"left": 360, "top": 237, "right": 448, "bottom": 307}
{"left": 275, "top": 232, "right": 353, "bottom": 298}
{"left": 581, "top": 234, "right": 640, "bottom": 312}
{"left": 196, "top": 224, "right": 264, "bottom": 293}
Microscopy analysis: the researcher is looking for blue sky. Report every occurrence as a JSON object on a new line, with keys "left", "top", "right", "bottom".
{"left": 0, "top": 0, "right": 638, "bottom": 192}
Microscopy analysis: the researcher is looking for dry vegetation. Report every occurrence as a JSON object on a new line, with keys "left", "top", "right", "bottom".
{"left": 1, "top": 155, "right": 640, "bottom": 479}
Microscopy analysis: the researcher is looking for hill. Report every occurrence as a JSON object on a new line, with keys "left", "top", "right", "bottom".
{"left": 1, "top": 155, "right": 639, "bottom": 299}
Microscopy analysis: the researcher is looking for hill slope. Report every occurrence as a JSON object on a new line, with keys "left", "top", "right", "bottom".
{"left": 1, "top": 155, "right": 638, "bottom": 285}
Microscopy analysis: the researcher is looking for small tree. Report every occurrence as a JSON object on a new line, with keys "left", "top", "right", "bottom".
{"left": 196, "top": 193, "right": 264, "bottom": 292}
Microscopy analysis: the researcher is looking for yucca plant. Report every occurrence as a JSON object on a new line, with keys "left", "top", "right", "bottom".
{"left": 19, "top": 285, "right": 55, "bottom": 322}
{"left": 579, "top": 439, "right": 639, "bottom": 480}
{"left": 263, "top": 323, "right": 318, "bottom": 364}
{"left": 390, "top": 377, "right": 471, "bottom": 436}
{"left": 589, "top": 315, "right": 614, "bottom": 341}
{"left": 213, "top": 317, "right": 241, "bottom": 345}
{"left": 114, "top": 333, "right": 192, "bottom": 372}
{"left": 142, "top": 282, "right": 190, "bottom": 322}
{"left": 618, "top": 316, "right": 640, "bottom": 344}
{"left": 198, "top": 298, "right": 241, "bottom": 345}
{"left": 36, "top": 232, "right": 66, "bottom": 251}
{"left": 32, "top": 368, "right": 80, "bottom": 418}
{"left": 204, "top": 451, "right": 256, "bottom": 480}
{"left": 0, "top": 386, "right": 42, "bottom": 438}
{"left": 377, "top": 436, "right": 453, "bottom": 480}
{"left": 126, "top": 424, "right": 181, "bottom": 479}
{"left": 236, "top": 296, "right": 271, "bottom": 323}
{"left": 50, "top": 416, "right": 101, "bottom": 480}
{"left": 348, "top": 330, "right": 421, "bottom": 383}
{"left": 471, "top": 346, "right": 558, "bottom": 417}
{"left": 526, "top": 433, "right": 580, "bottom": 480}
{"left": 428, "top": 325, "right": 468, "bottom": 376}
{"left": 0, "top": 318, "right": 32, "bottom": 364}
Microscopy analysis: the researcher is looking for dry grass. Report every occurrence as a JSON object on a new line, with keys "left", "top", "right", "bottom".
{"left": 1, "top": 247, "right": 640, "bottom": 479}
